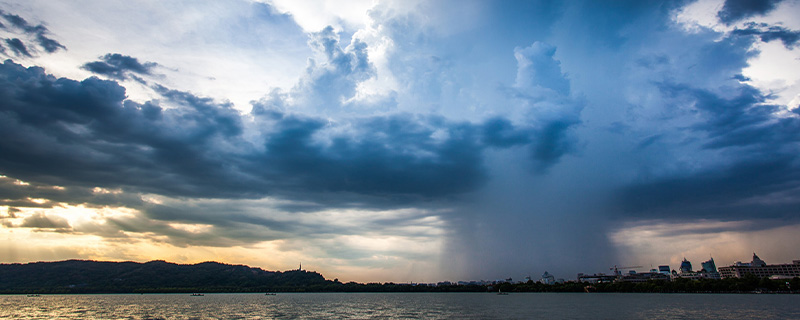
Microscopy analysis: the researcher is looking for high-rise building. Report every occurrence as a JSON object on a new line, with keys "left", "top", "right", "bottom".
{"left": 701, "top": 258, "right": 717, "bottom": 273}
{"left": 679, "top": 258, "right": 693, "bottom": 273}
{"left": 541, "top": 271, "right": 555, "bottom": 285}
{"left": 673, "top": 257, "right": 721, "bottom": 280}
{"left": 699, "top": 257, "right": 721, "bottom": 279}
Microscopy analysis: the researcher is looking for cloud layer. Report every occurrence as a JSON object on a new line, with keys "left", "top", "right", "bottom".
{"left": 0, "top": 9, "right": 65, "bottom": 57}
{"left": 1, "top": 0, "right": 800, "bottom": 281}
{"left": 0, "top": 58, "right": 547, "bottom": 202}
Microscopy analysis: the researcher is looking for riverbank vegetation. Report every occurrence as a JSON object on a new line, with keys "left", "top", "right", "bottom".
{"left": 2, "top": 260, "right": 798, "bottom": 294}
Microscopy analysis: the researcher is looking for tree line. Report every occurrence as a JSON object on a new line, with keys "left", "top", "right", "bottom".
{"left": 1, "top": 260, "right": 798, "bottom": 294}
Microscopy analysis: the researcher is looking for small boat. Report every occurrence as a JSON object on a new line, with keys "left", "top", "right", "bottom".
{"left": 497, "top": 289, "right": 508, "bottom": 295}
{"left": 26, "top": 294, "right": 40, "bottom": 297}
{"left": 265, "top": 293, "right": 277, "bottom": 295}
{"left": 190, "top": 293, "right": 204, "bottom": 296}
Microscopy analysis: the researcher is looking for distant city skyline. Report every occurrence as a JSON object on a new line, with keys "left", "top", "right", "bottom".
{"left": 1, "top": 0, "right": 800, "bottom": 283}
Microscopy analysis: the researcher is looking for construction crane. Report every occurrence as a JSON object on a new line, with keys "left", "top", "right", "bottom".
{"left": 610, "top": 265, "right": 643, "bottom": 277}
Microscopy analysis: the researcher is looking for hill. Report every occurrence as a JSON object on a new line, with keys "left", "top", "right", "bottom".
{"left": 0, "top": 260, "right": 329, "bottom": 293}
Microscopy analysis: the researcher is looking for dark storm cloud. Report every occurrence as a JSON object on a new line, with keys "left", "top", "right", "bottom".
{"left": 0, "top": 10, "right": 65, "bottom": 53}
{"left": 0, "top": 176, "right": 145, "bottom": 209}
{"left": 732, "top": 22, "right": 800, "bottom": 48}
{"left": 717, "top": 0, "right": 784, "bottom": 25}
{"left": 733, "top": 74, "right": 751, "bottom": 82}
{"left": 82, "top": 53, "right": 159, "bottom": 80}
{"left": 35, "top": 32, "right": 65, "bottom": 53}
{"left": 250, "top": 113, "right": 487, "bottom": 198}
{"left": 0, "top": 59, "right": 544, "bottom": 206}
{"left": 530, "top": 116, "right": 581, "bottom": 169}
{"left": 619, "top": 156, "right": 800, "bottom": 219}
{"left": 635, "top": 134, "right": 663, "bottom": 150}
{"left": 140, "top": 200, "right": 304, "bottom": 237}
{"left": 0, "top": 174, "right": 443, "bottom": 247}
{"left": 481, "top": 118, "right": 531, "bottom": 148}
{"left": 1, "top": 11, "right": 31, "bottom": 29}
{"left": 0, "top": 59, "right": 255, "bottom": 199}
{"left": 618, "top": 82, "right": 800, "bottom": 220}
{"left": 4, "top": 38, "right": 30, "bottom": 57}
{"left": 0, "top": 175, "right": 290, "bottom": 247}
{"left": 103, "top": 211, "right": 274, "bottom": 247}
{"left": 20, "top": 212, "right": 71, "bottom": 229}
{"left": 658, "top": 82, "right": 794, "bottom": 150}
{"left": 139, "top": 198, "right": 443, "bottom": 247}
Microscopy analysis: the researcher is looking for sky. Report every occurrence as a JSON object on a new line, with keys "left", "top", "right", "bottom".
{"left": 1, "top": 0, "right": 799, "bottom": 283}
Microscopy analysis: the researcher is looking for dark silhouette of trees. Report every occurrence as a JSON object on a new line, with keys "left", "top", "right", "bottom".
{"left": 1, "top": 260, "right": 797, "bottom": 294}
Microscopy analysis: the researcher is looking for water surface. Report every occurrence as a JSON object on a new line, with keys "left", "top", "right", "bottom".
{"left": 2, "top": 292, "right": 798, "bottom": 319}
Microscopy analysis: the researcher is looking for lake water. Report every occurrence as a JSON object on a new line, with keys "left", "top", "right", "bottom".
{"left": 1, "top": 292, "right": 798, "bottom": 319}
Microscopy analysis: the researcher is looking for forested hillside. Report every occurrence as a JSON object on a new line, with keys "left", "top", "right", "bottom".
{"left": 0, "top": 260, "right": 327, "bottom": 293}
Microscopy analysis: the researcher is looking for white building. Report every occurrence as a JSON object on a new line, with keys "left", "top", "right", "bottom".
{"left": 718, "top": 253, "right": 800, "bottom": 279}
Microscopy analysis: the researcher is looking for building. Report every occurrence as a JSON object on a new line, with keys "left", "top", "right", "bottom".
{"left": 679, "top": 258, "right": 693, "bottom": 273}
{"left": 672, "top": 257, "right": 703, "bottom": 279}
{"left": 669, "top": 257, "right": 721, "bottom": 280}
{"left": 701, "top": 258, "right": 717, "bottom": 273}
{"left": 577, "top": 273, "right": 617, "bottom": 283}
{"left": 751, "top": 253, "right": 767, "bottom": 267}
{"left": 541, "top": 271, "right": 555, "bottom": 285}
{"left": 699, "top": 257, "right": 721, "bottom": 280}
{"left": 718, "top": 253, "right": 800, "bottom": 279}
{"left": 658, "top": 265, "right": 670, "bottom": 275}
{"left": 620, "top": 271, "right": 670, "bottom": 282}
{"left": 672, "top": 271, "right": 704, "bottom": 280}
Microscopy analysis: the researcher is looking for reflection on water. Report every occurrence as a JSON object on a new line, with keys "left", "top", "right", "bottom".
{"left": 1, "top": 292, "right": 799, "bottom": 319}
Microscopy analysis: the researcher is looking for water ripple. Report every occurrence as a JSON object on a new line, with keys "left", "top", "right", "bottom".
{"left": 1, "top": 292, "right": 798, "bottom": 319}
